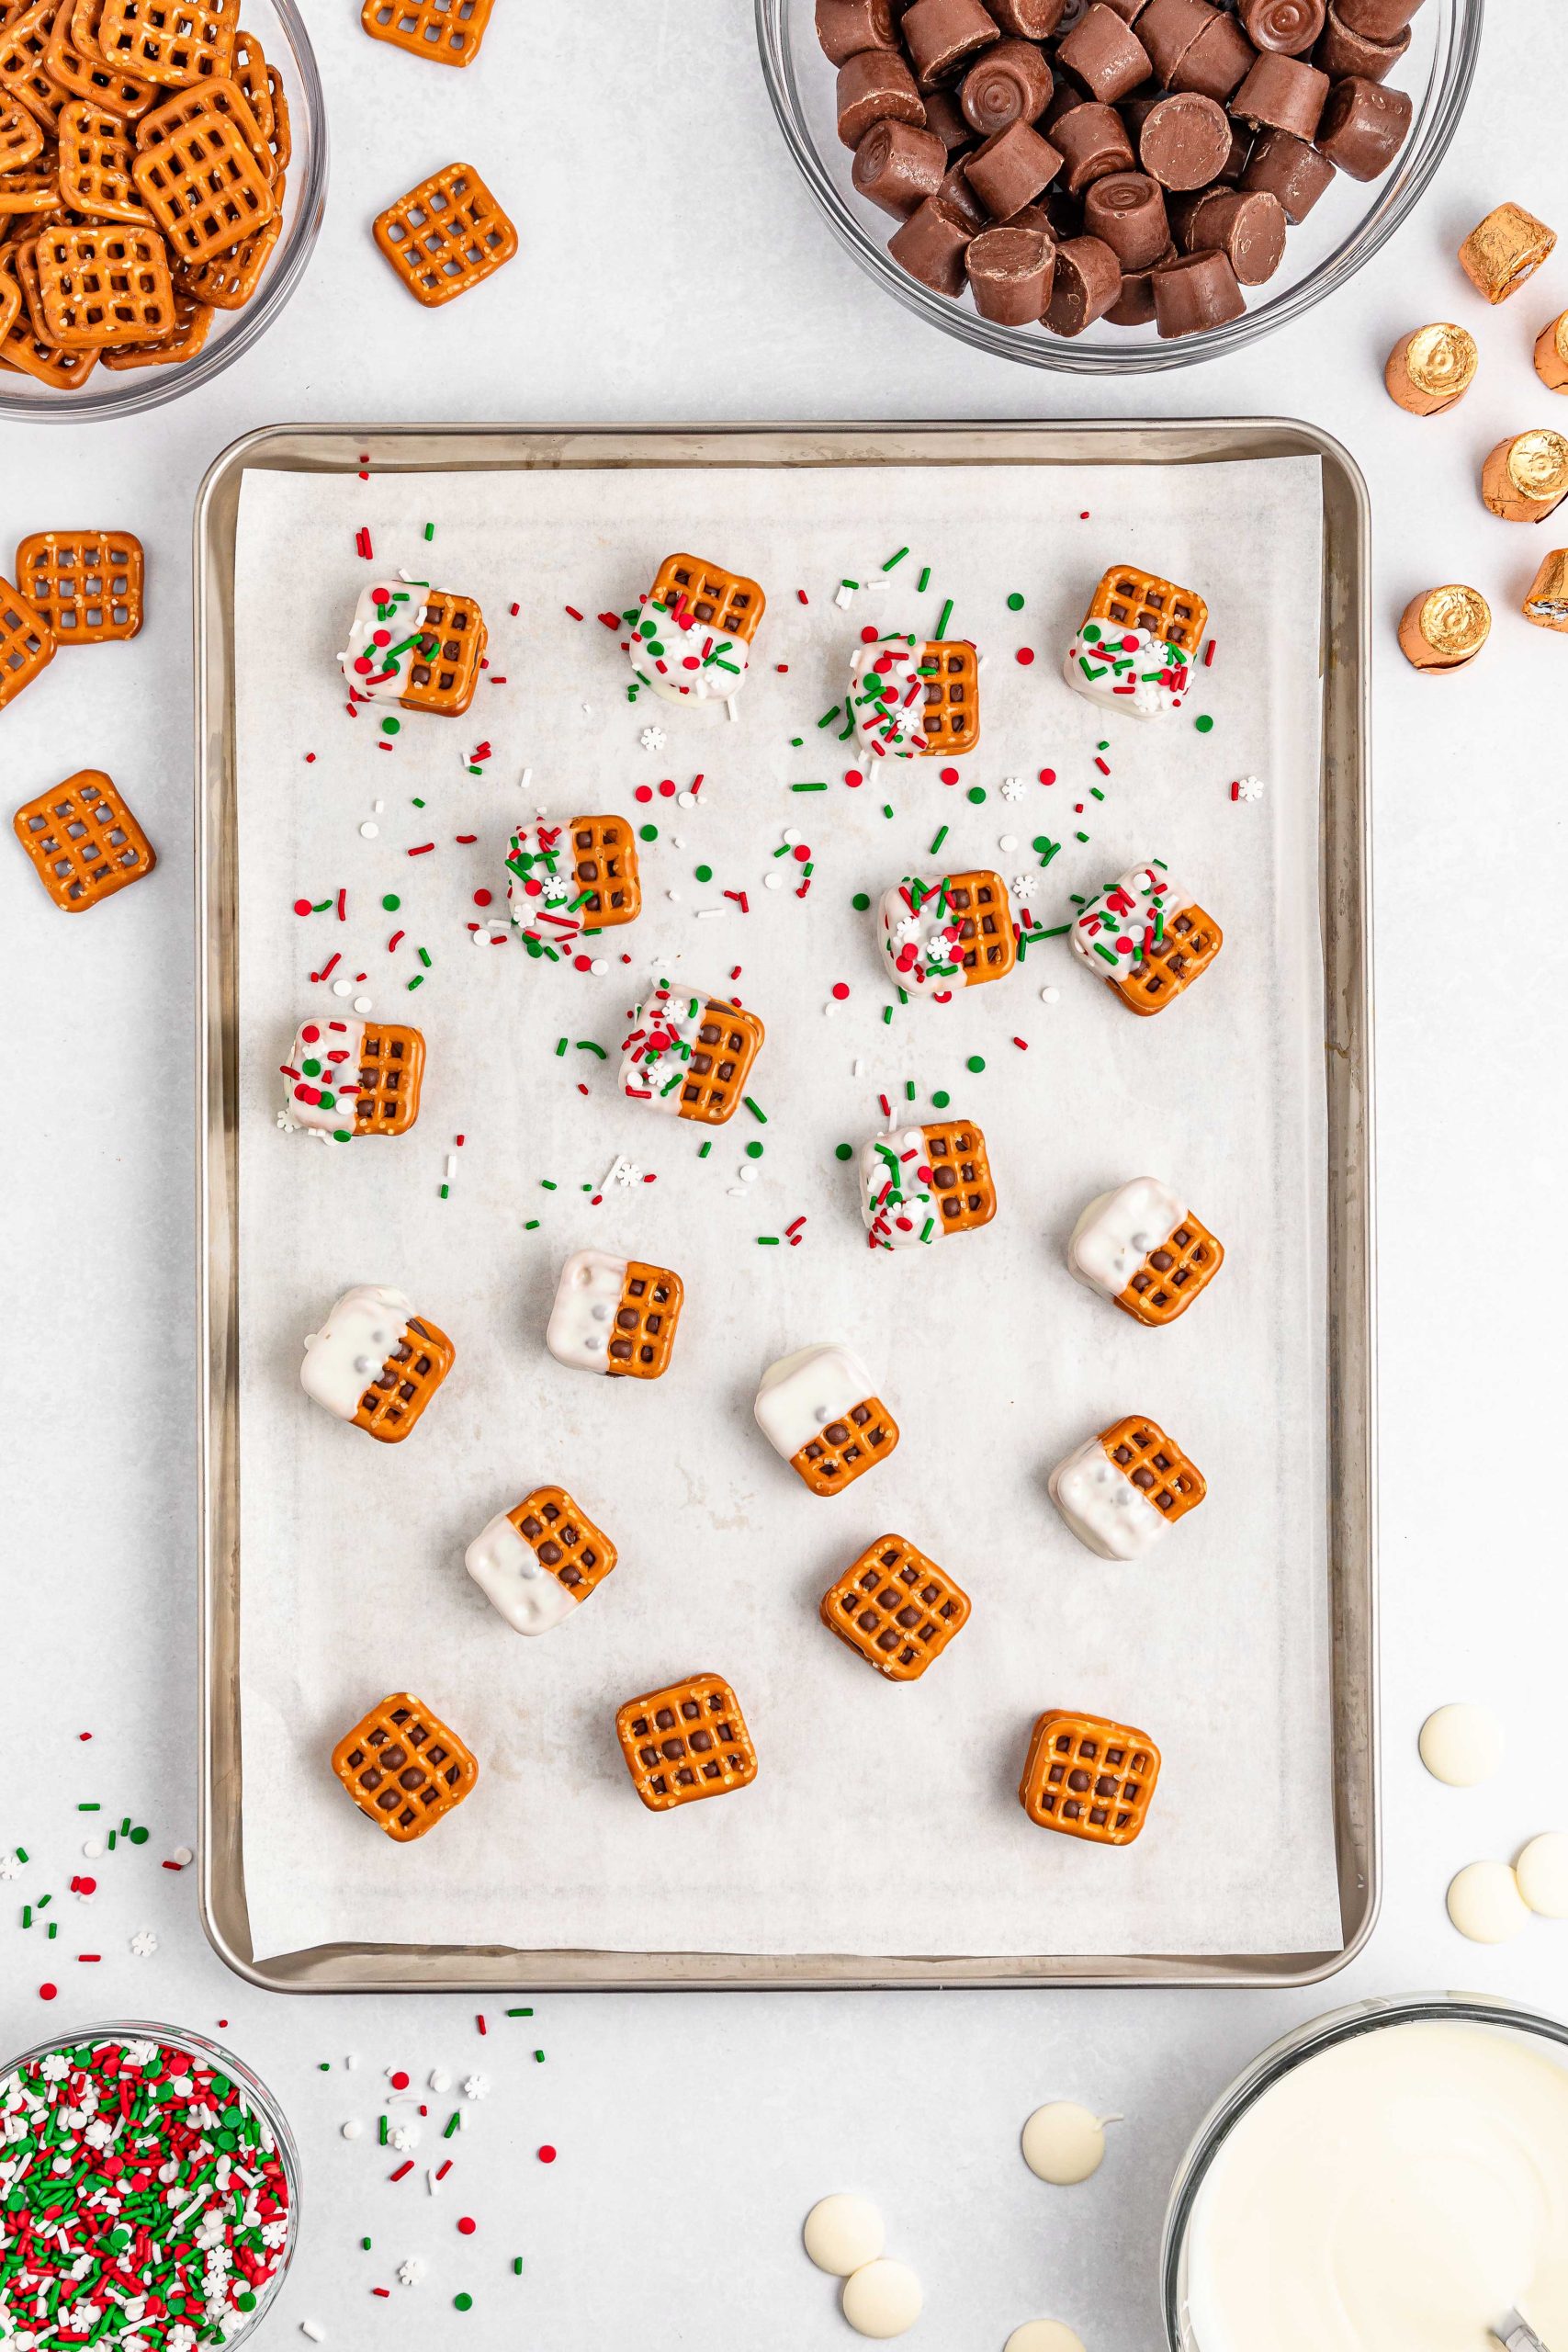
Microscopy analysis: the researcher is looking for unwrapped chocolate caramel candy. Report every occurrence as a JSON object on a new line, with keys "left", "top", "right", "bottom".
{"left": 1105, "top": 254, "right": 1170, "bottom": 322}
{"left": 1182, "top": 187, "right": 1287, "bottom": 282}
{"left": 1240, "top": 0, "right": 1324, "bottom": 52}
{"left": 1056, "top": 2, "right": 1152, "bottom": 100}
{"left": 902, "top": 0, "right": 1002, "bottom": 84}
{"left": 1242, "top": 126, "right": 1336, "bottom": 219}
{"left": 888, "top": 193, "right": 976, "bottom": 290}
{"left": 1336, "top": 0, "right": 1422, "bottom": 34}
{"left": 1055, "top": 99, "right": 1137, "bottom": 191}
{"left": 1314, "top": 74, "right": 1411, "bottom": 179}
{"left": 1522, "top": 550, "right": 1568, "bottom": 634}
{"left": 838, "top": 48, "right": 926, "bottom": 145}
{"left": 965, "top": 117, "right": 1065, "bottom": 212}
{"left": 1139, "top": 91, "right": 1232, "bottom": 189}
{"left": 1314, "top": 0, "right": 1409, "bottom": 80}
{"left": 1481, "top": 430, "right": 1568, "bottom": 526}
{"left": 1153, "top": 245, "right": 1247, "bottom": 335}
{"left": 1233, "top": 49, "right": 1328, "bottom": 136}
{"left": 854, "top": 118, "right": 950, "bottom": 214}
{"left": 1460, "top": 203, "right": 1558, "bottom": 306}
{"left": 816, "top": 0, "right": 900, "bottom": 62}
{"left": 922, "top": 84, "right": 975, "bottom": 145}
{"left": 939, "top": 155, "right": 990, "bottom": 222}
{"left": 962, "top": 35, "right": 1055, "bottom": 129}
{"left": 967, "top": 220, "right": 1057, "bottom": 317}
{"left": 1137, "top": 0, "right": 1218, "bottom": 83}
{"left": 1383, "top": 322, "right": 1478, "bottom": 415}
{"left": 1044, "top": 232, "right": 1122, "bottom": 330}
{"left": 1173, "top": 11, "right": 1256, "bottom": 100}
{"left": 991, "top": 0, "right": 1068, "bottom": 30}
{"left": 1396, "top": 585, "right": 1489, "bottom": 673}
{"left": 1085, "top": 169, "right": 1170, "bottom": 267}
{"left": 1535, "top": 311, "right": 1568, "bottom": 394}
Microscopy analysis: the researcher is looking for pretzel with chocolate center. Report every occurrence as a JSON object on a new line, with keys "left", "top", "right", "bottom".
{"left": 338, "top": 576, "right": 488, "bottom": 717}
{"left": 1048, "top": 1411, "right": 1206, "bottom": 1559}
{"left": 615, "top": 1674, "right": 758, "bottom": 1810}
{"left": 506, "top": 815, "right": 641, "bottom": 944}
{"left": 1069, "top": 859, "right": 1222, "bottom": 1014}
{"left": 332, "top": 1692, "right": 478, "bottom": 1840}
{"left": 1019, "top": 1711, "right": 1161, "bottom": 1844}
{"left": 279, "top": 1015, "right": 423, "bottom": 1140}
{"left": 877, "top": 867, "right": 1016, "bottom": 998}
{"left": 1066, "top": 564, "right": 1208, "bottom": 719}
{"left": 821, "top": 1534, "right": 971, "bottom": 1679}
{"left": 754, "top": 1341, "right": 899, "bottom": 1496}
{"left": 858, "top": 1116, "right": 997, "bottom": 1249}
{"left": 625, "top": 551, "right": 766, "bottom": 708}
{"left": 619, "top": 976, "right": 764, "bottom": 1125}
{"left": 1066, "top": 1174, "right": 1224, "bottom": 1326}
{"left": 546, "top": 1248, "right": 684, "bottom": 1380}
{"left": 465, "top": 1484, "right": 616, "bottom": 1636}
{"left": 299, "top": 1283, "right": 455, "bottom": 1442}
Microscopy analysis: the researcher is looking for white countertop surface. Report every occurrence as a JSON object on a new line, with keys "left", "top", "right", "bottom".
{"left": 6, "top": 7, "right": 1566, "bottom": 2347}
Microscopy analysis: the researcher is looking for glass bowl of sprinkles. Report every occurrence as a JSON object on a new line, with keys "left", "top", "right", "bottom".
{"left": 756, "top": 0, "right": 1482, "bottom": 373}
{"left": 0, "top": 2021, "right": 299, "bottom": 2346}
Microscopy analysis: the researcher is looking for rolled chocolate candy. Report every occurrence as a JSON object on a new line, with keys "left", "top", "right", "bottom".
{"left": 1481, "top": 430, "right": 1568, "bottom": 525}
{"left": 1216, "top": 119, "right": 1252, "bottom": 181}
{"left": 1056, "top": 3, "right": 1152, "bottom": 101}
{"left": 1242, "top": 126, "right": 1335, "bottom": 218}
{"left": 1173, "top": 11, "right": 1256, "bottom": 99}
{"left": 1314, "top": 74, "right": 1411, "bottom": 178}
{"left": 1459, "top": 203, "right": 1557, "bottom": 306}
{"left": 1522, "top": 550, "right": 1568, "bottom": 634}
{"left": 817, "top": 0, "right": 899, "bottom": 62}
{"left": 964, "top": 116, "right": 1065, "bottom": 213}
{"left": 939, "top": 154, "right": 990, "bottom": 223}
{"left": 1052, "top": 97, "right": 1136, "bottom": 190}
{"left": 837, "top": 47, "right": 926, "bottom": 144}
{"left": 1239, "top": 0, "right": 1325, "bottom": 52}
{"left": 961, "top": 35, "right": 1055, "bottom": 130}
{"left": 1136, "top": 0, "right": 1218, "bottom": 83}
{"left": 902, "top": 0, "right": 1002, "bottom": 85}
{"left": 990, "top": 0, "right": 1067, "bottom": 30}
{"left": 1043, "top": 232, "right": 1122, "bottom": 331}
{"left": 1335, "top": 0, "right": 1422, "bottom": 34}
{"left": 966, "top": 220, "right": 1057, "bottom": 318}
{"left": 1100, "top": 0, "right": 1151, "bottom": 17}
{"left": 1153, "top": 244, "right": 1247, "bottom": 334}
{"left": 1043, "top": 78, "right": 1090, "bottom": 127}
{"left": 1314, "top": 0, "right": 1407, "bottom": 77}
{"left": 1233, "top": 50, "right": 1328, "bottom": 135}
{"left": 888, "top": 192, "right": 976, "bottom": 291}
{"left": 1084, "top": 168, "right": 1170, "bottom": 267}
{"left": 854, "top": 117, "right": 950, "bottom": 213}
{"left": 1396, "top": 586, "right": 1490, "bottom": 673}
{"left": 1181, "top": 186, "right": 1286, "bottom": 280}
{"left": 1105, "top": 250, "right": 1171, "bottom": 322}
{"left": 1138, "top": 90, "right": 1232, "bottom": 189}
{"left": 1382, "top": 322, "right": 1478, "bottom": 415}
{"left": 1535, "top": 311, "right": 1568, "bottom": 394}
{"left": 922, "top": 84, "right": 975, "bottom": 145}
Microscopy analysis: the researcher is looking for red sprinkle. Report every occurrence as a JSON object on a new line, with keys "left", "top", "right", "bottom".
{"left": 597, "top": 611, "right": 620, "bottom": 629}
{"left": 436, "top": 2160, "right": 453, "bottom": 2181}
{"left": 476, "top": 2015, "right": 487, "bottom": 2036}
{"left": 38, "top": 1983, "right": 57, "bottom": 2000}
{"left": 537, "top": 2145, "right": 557, "bottom": 2165}
{"left": 1040, "top": 767, "right": 1055, "bottom": 785}
{"left": 844, "top": 767, "right": 863, "bottom": 787}
{"left": 1204, "top": 639, "right": 1216, "bottom": 666}
{"left": 292, "top": 898, "right": 311, "bottom": 916}
{"left": 658, "top": 779, "right": 676, "bottom": 797}
{"left": 1012, "top": 1035, "right": 1029, "bottom": 1049}
{"left": 635, "top": 784, "right": 652, "bottom": 803}
{"left": 407, "top": 842, "right": 435, "bottom": 856}
{"left": 473, "top": 888, "right": 492, "bottom": 907}
{"left": 859, "top": 623, "right": 878, "bottom": 643}
{"left": 1094, "top": 757, "right": 1111, "bottom": 776}
{"left": 389, "top": 2070, "right": 411, "bottom": 2090}
{"left": 940, "top": 766, "right": 958, "bottom": 786}
{"left": 388, "top": 930, "right": 404, "bottom": 950}
{"left": 313, "top": 954, "right": 341, "bottom": 983}
{"left": 1015, "top": 647, "right": 1035, "bottom": 666}
{"left": 831, "top": 982, "right": 850, "bottom": 1000}
{"left": 796, "top": 589, "right": 809, "bottom": 605}
{"left": 389, "top": 2162, "right": 414, "bottom": 2183}
{"left": 372, "top": 2288, "right": 391, "bottom": 2299}
{"left": 457, "top": 2217, "right": 477, "bottom": 2236}
{"left": 792, "top": 842, "right": 810, "bottom": 864}
{"left": 564, "top": 605, "right": 583, "bottom": 621}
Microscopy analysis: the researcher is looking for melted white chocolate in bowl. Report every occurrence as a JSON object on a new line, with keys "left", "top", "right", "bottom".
{"left": 1186, "top": 2022, "right": 1568, "bottom": 2352}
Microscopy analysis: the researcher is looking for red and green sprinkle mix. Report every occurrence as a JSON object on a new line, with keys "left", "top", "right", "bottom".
{"left": 0, "top": 2034, "right": 292, "bottom": 2347}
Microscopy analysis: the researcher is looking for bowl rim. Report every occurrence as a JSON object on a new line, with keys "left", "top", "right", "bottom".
{"left": 756, "top": 0, "right": 1486, "bottom": 373}
{"left": 0, "top": 0, "right": 329, "bottom": 424}
{"left": 1158, "top": 1989, "right": 1568, "bottom": 2351}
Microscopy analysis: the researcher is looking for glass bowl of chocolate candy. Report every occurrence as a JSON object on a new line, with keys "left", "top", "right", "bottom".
{"left": 757, "top": 0, "right": 1482, "bottom": 369}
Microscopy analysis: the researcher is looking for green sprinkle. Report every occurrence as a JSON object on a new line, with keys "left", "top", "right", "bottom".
{"left": 745, "top": 1140, "right": 764, "bottom": 1159}
{"left": 790, "top": 780, "right": 829, "bottom": 792}
{"left": 966, "top": 1054, "right": 986, "bottom": 1073}
{"left": 1007, "top": 591, "right": 1025, "bottom": 611}
{"left": 412, "top": 797, "right": 424, "bottom": 808}
{"left": 743, "top": 1096, "right": 766, "bottom": 1123}
{"left": 106, "top": 1831, "right": 117, "bottom": 1850}
{"left": 905, "top": 1080, "right": 916, "bottom": 1101}
{"left": 966, "top": 786, "right": 986, "bottom": 804}
{"left": 835, "top": 1143, "right": 853, "bottom": 1161}
{"left": 454, "top": 2293, "right": 473, "bottom": 2313}
{"left": 1036, "top": 923, "right": 1069, "bottom": 939}
{"left": 555, "top": 1036, "right": 568, "bottom": 1057}
{"left": 931, "top": 1088, "right": 950, "bottom": 1109}
{"left": 929, "top": 824, "right": 948, "bottom": 854}
{"left": 920, "top": 1217, "right": 936, "bottom": 1244}
{"left": 423, "top": 522, "right": 434, "bottom": 541}
{"left": 36, "top": 1893, "right": 50, "bottom": 1911}
{"left": 417, "top": 945, "right": 431, "bottom": 967}
{"left": 694, "top": 863, "right": 713, "bottom": 883}
{"left": 852, "top": 890, "right": 871, "bottom": 910}
{"left": 524, "top": 1218, "right": 540, "bottom": 1230}
{"left": 506, "top": 2007, "right": 535, "bottom": 2017}
{"left": 380, "top": 717, "right": 400, "bottom": 737}
{"left": 14, "top": 1849, "right": 26, "bottom": 1862}
{"left": 77, "top": 1804, "right": 99, "bottom": 1813}
{"left": 882, "top": 1004, "right": 893, "bottom": 1025}
{"left": 45, "top": 1920, "right": 54, "bottom": 1939}
{"left": 1076, "top": 831, "right": 1089, "bottom": 843}
{"left": 883, "top": 804, "right": 894, "bottom": 820}
{"left": 540, "top": 1179, "right": 558, "bottom": 1191}
{"left": 129, "top": 1825, "right": 148, "bottom": 1844}
{"left": 934, "top": 597, "right": 953, "bottom": 639}
{"left": 20, "top": 1906, "right": 29, "bottom": 1928}
{"left": 1090, "top": 786, "right": 1105, "bottom": 801}
{"left": 363, "top": 2239, "right": 373, "bottom": 2253}
{"left": 445, "top": 2111, "right": 461, "bottom": 2140}
{"left": 318, "top": 2062, "right": 331, "bottom": 2074}
{"left": 1194, "top": 713, "right": 1214, "bottom": 733}
{"left": 514, "top": 2257, "right": 525, "bottom": 2275}
{"left": 382, "top": 892, "right": 400, "bottom": 910}
{"left": 917, "top": 565, "right": 931, "bottom": 593}
{"left": 439, "top": 1184, "right": 450, "bottom": 1200}
{"left": 817, "top": 705, "right": 842, "bottom": 730}
{"left": 379, "top": 2117, "right": 388, "bottom": 2145}
{"left": 575, "top": 1039, "right": 606, "bottom": 1058}
{"left": 882, "top": 546, "right": 908, "bottom": 571}
{"left": 698, "top": 1139, "right": 712, "bottom": 1159}
{"left": 407, "top": 975, "right": 424, "bottom": 991}
{"left": 791, "top": 736, "right": 803, "bottom": 747}
{"left": 757, "top": 1235, "right": 780, "bottom": 1246}
{"left": 639, "top": 823, "right": 658, "bottom": 842}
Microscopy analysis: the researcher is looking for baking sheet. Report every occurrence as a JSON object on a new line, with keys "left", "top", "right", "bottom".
{"left": 231, "top": 456, "right": 1339, "bottom": 1963}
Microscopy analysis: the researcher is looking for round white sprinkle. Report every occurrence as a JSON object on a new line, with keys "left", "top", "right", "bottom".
{"left": 804, "top": 2194, "right": 884, "bottom": 2277}
{"left": 353, "top": 995, "right": 373, "bottom": 1014}
{"left": 82, "top": 1838, "right": 104, "bottom": 1860}
{"left": 677, "top": 790, "right": 695, "bottom": 808}
{"left": 739, "top": 1163, "right": 759, "bottom": 1183}
{"left": 763, "top": 872, "right": 784, "bottom": 890}
{"left": 591, "top": 957, "right": 609, "bottom": 976}
{"left": 332, "top": 979, "right": 353, "bottom": 998}
{"left": 359, "top": 821, "right": 378, "bottom": 839}
{"left": 428, "top": 2068, "right": 450, "bottom": 2092}
{"left": 998, "top": 832, "right": 1018, "bottom": 853}
{"left": 170, "top": 1846, "right": 193, "bottom": 1867}
{"left": 824, "top": 1003, "right": 838, "bottom": 1018}
{"left": 783, "top": 827, "right": 803, "bottom": 845}
{"left": 1039, "top": 986, "right": 1060, "bottom": 1004}
{"left": 340, "top": 2120, "right": 363, "bottom": 2140}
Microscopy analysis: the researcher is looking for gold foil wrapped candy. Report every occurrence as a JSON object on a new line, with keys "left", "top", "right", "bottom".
{"left": 1383, "top": 322, "right": 1478, "bottom": 415}
{"left": 1459, "top": 203, "right": 1557, "bottom": 304}
{"left": 1534, "top": 311, "right": 1568, "bottom": 394}
{"left": 1396, "top": 586, "right": 1491, "bottom": 673}
{"left": 1481, "top": 430, "right": 1568, "bottom": 523}
{"left": 1522, "top": 550, "right": 1568, "bottom": 634}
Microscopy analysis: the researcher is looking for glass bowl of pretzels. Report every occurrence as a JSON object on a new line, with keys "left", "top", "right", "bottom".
{"left": 757, "top": 0, "right": 1482, "bottom": 370}
{"left": 0, "top": 0, "right": 325, "bottom": 418}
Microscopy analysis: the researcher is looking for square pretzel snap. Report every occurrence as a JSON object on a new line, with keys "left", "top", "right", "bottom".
{"left": 16, "top": 529, "right": 144, "bottom": 641}
{"left": 361, "top": 0, "right": 493, "bottom": 67}
{"left": 1066, "top": 1175, "right": 1224, "bottom": 1328}
{"left": 0, "top": 570, "right": 55, "bottom": 709}
{"left": 96, "top": 0, "right": 238, "bottom": 89}
{"left": 546, "top": 1248, "right": 685, "bottom": 1381}
{"left": 299, "top": 1283, "right": 455, "bottom": 1442}
{"left": 373, "top": 159, "right": 515, "bottom": 306}
{"left": 615, "top": 1674, "right": 758, "bottom": 1811}
{"left": 130, "top": 93, "right": 273, "bottom": 267}
{"left": 332, "top": 1691, "right": 478, "bottom": 1841}
{"left": 754, "top": 1341, "right": 898, "bottom": 1498}
{"left": 1019, "top": 1710, "right": 1161, "bottom": 1845}
{"left": 618, "top": 976, "right": 765, "bottom": 1126}
{"left": 13, "top": 768, "right": 154, "bottom": 909}
{"left": 821, "top": 1534, "right": 971, "bottom": 1680}
{"left": 465, "top": 1484, "right": 616, "bottom": 1636}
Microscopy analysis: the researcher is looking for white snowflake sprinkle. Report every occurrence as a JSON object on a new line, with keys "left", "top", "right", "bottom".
{"left": 1011, "top": 873, "right": 1039, "bottom": 899}
{"left": 397, "top": 2259, "right": 426, "bottom": 2288}
{"left": 130, "top": 1930, "right": 157, "bottom": 1959}
{"left": 999, "top": 775, "right": 1025, "bottom": 802}
{"left": 1233, "top": 773, "right": 1265, "bottom": 802}
{"left": 389, "top": 2124, "right": 420, "bottom": 2153}
{"left": 462, "top": 2074, "right": 490, "bottom": 2101}
{"left": 0, "top": 1854, "right": 21, "bottom": 1881}
{"left": 638, "top": 726, "right": 666, "bottom": 753}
